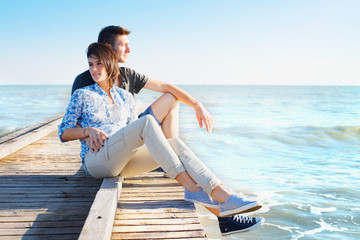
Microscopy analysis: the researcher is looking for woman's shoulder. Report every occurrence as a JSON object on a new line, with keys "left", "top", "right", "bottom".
{"left": 73, "top": 84, "right": 96, "bottom": 96}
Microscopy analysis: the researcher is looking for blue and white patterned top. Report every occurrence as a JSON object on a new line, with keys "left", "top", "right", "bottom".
{"left": 58, "top": 83, "right": 137, "bottom": 165}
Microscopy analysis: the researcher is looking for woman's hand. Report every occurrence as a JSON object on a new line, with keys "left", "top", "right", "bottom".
{"left": 85, "top": 127, "right": 109, "bottom": 153}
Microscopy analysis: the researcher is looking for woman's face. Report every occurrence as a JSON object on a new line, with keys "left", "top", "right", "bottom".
{"left": 88, "top": 56, "right": 108, "bottom": 83}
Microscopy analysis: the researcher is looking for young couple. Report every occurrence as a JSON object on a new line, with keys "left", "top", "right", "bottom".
{"left": 59, "top": 26, "right": 264, "bottom": 236}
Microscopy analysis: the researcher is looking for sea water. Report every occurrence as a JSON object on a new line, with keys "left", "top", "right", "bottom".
{"left": 0, "top": 85, "right": 70, "bottom": 138}
{"left": 1, "top": 85, "right": 359, "bottom": 239}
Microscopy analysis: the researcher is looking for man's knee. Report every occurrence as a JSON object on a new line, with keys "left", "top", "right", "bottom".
{"left": 163, "top": 92, "right": 178, "bottom": 108}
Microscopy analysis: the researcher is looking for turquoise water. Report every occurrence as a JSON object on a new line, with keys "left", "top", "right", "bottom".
{"left": 140, "top": 85, "right": 360, "bottom": 240}
{"left": 1, "top": 85, "right": 359, "bottom": 239}
{"left": 0, "top": 85, "right": 70, "bottom": 137}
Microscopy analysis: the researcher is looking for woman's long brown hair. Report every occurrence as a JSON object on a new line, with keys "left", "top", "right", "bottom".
{"left": 87, "top": 42, "right": 120, "bottom": 88}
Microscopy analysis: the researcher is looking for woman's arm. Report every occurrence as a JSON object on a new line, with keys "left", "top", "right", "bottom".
{"left": 62, "top": 127, "right": 108, "bottom": 152}
{"left": 58, "top": 90, "right": 85, "bottom": 142}
{"left": 61, "top": 127, "right": 88, "bottom": 141}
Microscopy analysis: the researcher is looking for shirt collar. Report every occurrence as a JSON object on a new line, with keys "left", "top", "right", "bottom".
{"left": 94, "top": 83, "right": 118, "bottom": 103}
{"left": 94, "top": 83, "right": 117, "bottom": 96}
{"left": 93, "top": 83, "right": 107, "bottom": 97}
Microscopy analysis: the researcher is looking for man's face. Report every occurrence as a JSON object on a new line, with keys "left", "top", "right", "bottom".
{"left": 113, "top": 35, "right": 130, "bottom": 63}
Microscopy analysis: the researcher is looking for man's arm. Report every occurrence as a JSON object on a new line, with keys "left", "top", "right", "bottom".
{"left": 143, "top": 78, "right": 214, "bottom": 133}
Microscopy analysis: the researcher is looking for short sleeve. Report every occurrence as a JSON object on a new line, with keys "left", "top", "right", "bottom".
{"left": 58, "top": 90, "right": 84, "bottom": 142}
{"left": 123, "top": 68, "right": 148, "bottom": 94}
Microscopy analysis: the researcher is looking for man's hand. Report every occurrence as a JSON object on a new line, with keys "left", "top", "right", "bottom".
{"left": 85, "top": 127, "right": 109, "bottom": 153}
{"left": 195, "top": 103, "right": 214, "bottom": 133}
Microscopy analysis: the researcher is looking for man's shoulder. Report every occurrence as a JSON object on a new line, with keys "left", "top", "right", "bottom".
{"left": 120, "top": 66, "right": 136, "bottom": 76}
{"left": 72, "top": 70, "right": 94, "bottom": 95}
{"left": 75, "top": 70, "right": 91, "bottom": 80}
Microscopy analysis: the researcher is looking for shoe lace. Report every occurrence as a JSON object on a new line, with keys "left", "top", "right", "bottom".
{"left": 233, "top": 215, "right": 253, "bottom": 224}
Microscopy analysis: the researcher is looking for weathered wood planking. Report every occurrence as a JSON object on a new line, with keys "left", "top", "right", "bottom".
{"left": 1, "top": 118, "right": 208, "bottom": 240}
{"left": 0, "top": 115, "right": 63, "bottom": 160}
{"left": 112, "top": 172, "right": 207, "bottom": 240}
{"left": 79, "top": 177, "right": 123, "bottom": 240}
{"left": 0, "top": 131, "right": 102, "bottom": 240}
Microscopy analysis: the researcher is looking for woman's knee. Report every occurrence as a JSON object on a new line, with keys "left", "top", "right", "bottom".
{"left": 141, "top": 115, "right": 161, "bottom": 132}
{"left": 167, "top": 136, "right": 180, "bottom": 144}
{"left": 167, "top": 136, "right": 182, "bottom": 151}
{"left": 143, "top": 114, "right": 157, "bottom": 124}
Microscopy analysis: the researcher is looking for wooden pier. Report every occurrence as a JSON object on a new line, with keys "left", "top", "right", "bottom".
{"left": 0, "top": 116, "right": 207, "bottom": 240}
{"left": 112, "top": 172, "right": 207, "bottom": 240}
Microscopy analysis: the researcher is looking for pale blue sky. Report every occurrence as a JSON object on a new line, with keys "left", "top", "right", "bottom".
{"left": 0, "top": 0, "right": 359, "bottom": 85}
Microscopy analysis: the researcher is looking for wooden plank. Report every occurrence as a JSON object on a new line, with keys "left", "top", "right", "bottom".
{"left": 0, "top": 115, "right": 63, "bottom": 159}
{"left": 111, "top": 231, "right": 206, "bottom": 240}
{"left": 0, "top": 227, "right": 83, "bottom": 236}
{"left": 1, "top": 235, "right": 79, "bottom": 240}
{"left": 112, "top": 223, "right": 205, "bottom": 233}
{"left": 113, "top": 218, "right": 201, "bottom": 226}
{"left": 0, "top": 121, "right": 102, "bottom": 240}
{"left": 78, "top": 177, "right": 123, "bottom": 240}
{"left": 0, "top": 234, "right": 79, "bottom": 240}
{"left": 112, "top": 172, "right": 207, "bottom": 239}
{"left": 0, "top": 220, "right": 85, "bottom": 228}
{"left": 0, "top": 215, "right": 87, "bottom": 222}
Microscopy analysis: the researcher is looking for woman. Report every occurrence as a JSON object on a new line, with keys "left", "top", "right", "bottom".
{"left": 58, "top": 42, "right": 261, "bottom": 217}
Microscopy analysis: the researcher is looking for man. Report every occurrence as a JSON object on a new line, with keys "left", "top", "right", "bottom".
{"left": 72, "top": 25, "right": 263, "bottom": 235}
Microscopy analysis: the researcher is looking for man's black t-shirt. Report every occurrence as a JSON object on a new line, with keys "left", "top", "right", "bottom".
{"left": 71, "top": 67, "right": 149, "bottom": 95}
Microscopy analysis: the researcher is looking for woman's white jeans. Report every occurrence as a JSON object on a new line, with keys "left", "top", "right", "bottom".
{"left": 84, "top": 115, "right": 222, "bottom": 194}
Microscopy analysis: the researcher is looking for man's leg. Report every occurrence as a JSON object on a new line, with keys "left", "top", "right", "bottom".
{"left": 149, "top": 93, "right": 179, "bottom": 138}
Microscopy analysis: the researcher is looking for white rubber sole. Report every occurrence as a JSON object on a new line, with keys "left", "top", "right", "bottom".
{"left": 221, "top": 217, "right": 265, "bottom": 236}
{"left": 184, "top": 197, "right": 219, "bottom": 209}
{"left": 219, "top": 202, "right": 262, "bottom": 217}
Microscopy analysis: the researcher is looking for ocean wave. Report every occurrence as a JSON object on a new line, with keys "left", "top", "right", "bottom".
{"left": 292, "top": 219, "right": 348, "bottom": 240}
{"left": 213, "top": 125, "right": 360, "bottom": 147}
{"left": 0, "top": 126, "right": 20, "bottom": 138}
{"left": 300, "top": 125, "right": 360, "bottom": 139}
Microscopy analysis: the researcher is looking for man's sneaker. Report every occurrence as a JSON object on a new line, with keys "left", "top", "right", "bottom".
{"left": 218, "top": 215, "right": 264, "bottom": 236}
{"left": 184, "top": 188, "right": 219, "bottom": 208}
{"left": 219, "top": 194, "right": 262, "bottom": 217}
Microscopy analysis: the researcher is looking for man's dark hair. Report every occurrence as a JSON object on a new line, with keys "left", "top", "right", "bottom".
{"left": 98, "top": 26, "right": 131, "bottom": 48}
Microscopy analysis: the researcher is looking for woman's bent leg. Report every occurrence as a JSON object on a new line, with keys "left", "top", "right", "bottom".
{"left": 85, "top": 115, "right": 186, "bottom": 179}
{"left": 120, "top": 145, "right": 159, "bottom": 178}
{"left": 130, "top": 115, "right": 186, "bottom": 178}
{"left": 84, "top": 123, "right": 143, "bottom": 178}
{"left": 167, "top": 137, "right": 223, "bottom": 195}
{"left": 134, "top": 117, "right": 223, "bottom": 195}
{"left": 86, "top": 115, "right": 222, "bottom": 198}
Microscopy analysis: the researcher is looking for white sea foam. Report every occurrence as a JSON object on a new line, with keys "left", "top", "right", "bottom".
{"left": 265, "top": 222, "right": 300, "bottom": 233}
{"left": 310, "top": 206, "right": 337, "bottom": 216}
{"left": 292, "top": 219, "right": 348, "bottom": 239}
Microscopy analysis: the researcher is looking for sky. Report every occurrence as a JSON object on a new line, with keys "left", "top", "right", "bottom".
{"left": 0, "top": 0, "right": 359, "bottom": 86}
